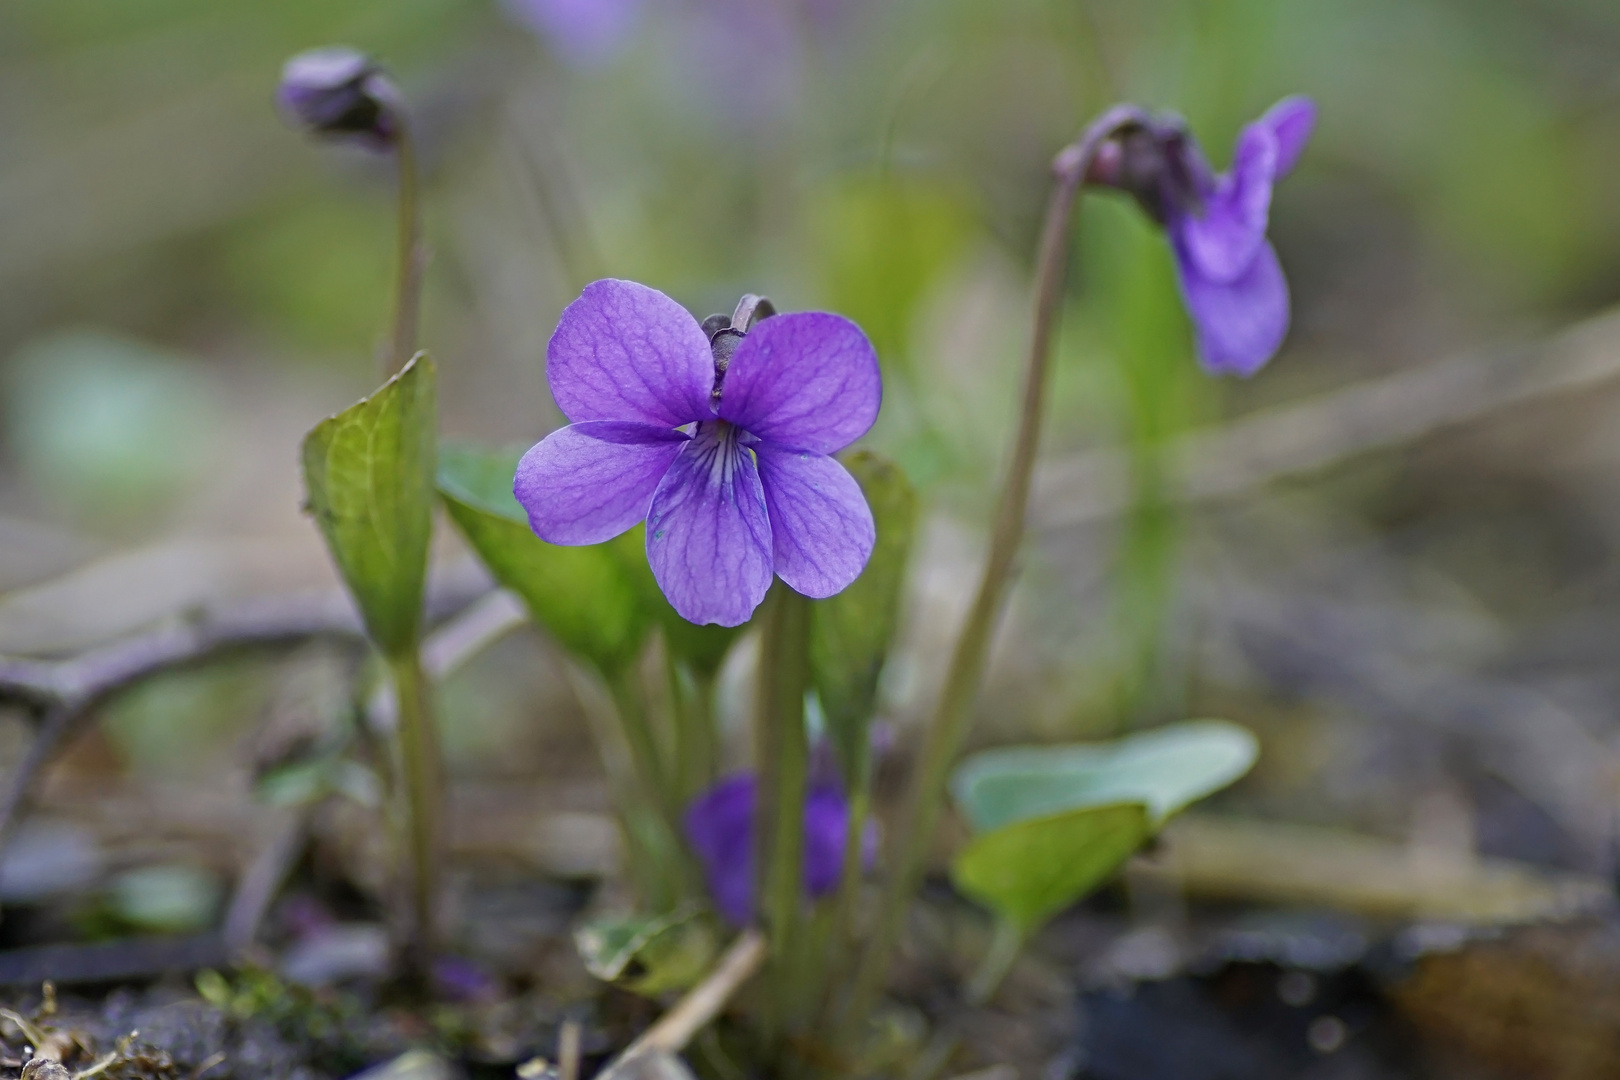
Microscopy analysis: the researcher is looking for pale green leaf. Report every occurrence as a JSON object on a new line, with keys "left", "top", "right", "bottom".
{"left": 952, "top": 719, "right": 1258, "bottom": 832}
{"left": 438, "top": 441, "right": 652, "bottom": 675}
{"left": 951, "top": 803, "right": 1150, "bottom": 934}
{"left": 811, "top": 451, "right": 918, "bottom": 784}
{"left": 574, "top": 906, "right": 718, "bottom": 996}
{"left": 301, "top": 355, "right": 436, "bottom": 656}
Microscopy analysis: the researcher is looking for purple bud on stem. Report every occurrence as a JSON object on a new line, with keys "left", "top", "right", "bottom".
{"left": 277, "top": 47, "right": 403, "bottom": 151}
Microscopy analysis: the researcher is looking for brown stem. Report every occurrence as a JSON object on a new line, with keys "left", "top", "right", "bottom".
{"left": 389, "top": 125, "right": 424, "bottom": 376}
{"left": 841, "top": 105, "right": 1148, "bottom": 1035}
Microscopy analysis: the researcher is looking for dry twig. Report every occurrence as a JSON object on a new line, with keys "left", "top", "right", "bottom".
{"left": 596, "top": 930, "right": 767, "bottom": 1080}
{"left": 1034, "top": 306, "right": 1620, "bottom": 526}
{"left": 0, "top": 578, "right": 493, "bottom": 858}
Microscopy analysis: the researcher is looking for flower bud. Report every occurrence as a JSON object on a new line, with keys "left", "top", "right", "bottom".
{"left": 1084, "top": 116, "right": 1207, "bottom": 225}
{"left": 277, "top": 47, "right": 402, "bottom": 150}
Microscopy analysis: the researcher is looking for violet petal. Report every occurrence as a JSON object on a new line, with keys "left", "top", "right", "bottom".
{"left": 547, "top": 279, "right": 715, "bottom": 428}
{"left": 514, "top": 421, "right": 688, "bottom": 545}
{"left": 501, "top": 0, "right": 643, "bottom": 66}
{"left": 803, "top": 786, "right": 853, "bottom": 897}
{"left": 683, "top": 775, "right": 861, "bottom": 926}
{"left": 1174, "top": 236, "right": 1291, "bottom": 377}
{"left": 683, "top": 775, "right": 756, "bottom": 926}
{"left": 1175, "top": 124, "right": 1278, "bottom": 284}
{"left": 717, "top": 313, "right": 880, "bottom": 455}
{"left": 645, "top": 422, "right": 774, "bottom": 626}
{"left": 754, "top": 442, "right": 874, "bottom": 599}
{"left": 1259, "top": 96, "right": 1316, "bottom": 178}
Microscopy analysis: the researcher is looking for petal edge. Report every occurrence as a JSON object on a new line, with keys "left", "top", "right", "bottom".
{"left": 547, "top": 279, "right": 715, "bottom": 427}
{"left": 1174, "top": 236, "right": 1291, "bottom": 377}
{"left": 718, "top": 312, "right": 881, "bottom": 455}
{"left": 514, "top": 421, "right": 687, "bottom": 545}
{"left": 755, "top": 442, "right": 875, "bottom": 599}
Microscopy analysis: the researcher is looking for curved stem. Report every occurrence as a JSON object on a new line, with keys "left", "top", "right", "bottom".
{"left": 731, "top": 293, "right": 777, "bottom": 333}
{"left": 389, "top": 125, "right": 424, "bottom": 376}
{"left": 841, "top": 105, "right": 1148, "bottom": 1037}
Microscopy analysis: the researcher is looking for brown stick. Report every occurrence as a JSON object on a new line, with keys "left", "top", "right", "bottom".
{"left": 1033, "top": 306, "right": 1620, "bottom": 528}
{"left": 0, "top": 576, "right": 491, "bottom": 853}
{"left": 596, "top": 930, "right": 767, "bottom": 1079}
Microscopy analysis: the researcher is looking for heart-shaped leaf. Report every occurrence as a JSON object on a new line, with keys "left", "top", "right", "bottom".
{"left": 951, "top": 803, "right": 1151, "bottom": 934}
{"left": 574, "top": 906, "right": 718, "bottom": 996}
{"left": 438, "top": 441, "right": 653, "bottom": 675}
{"left": 811, "top": 451, "right": 918, "bottom": 785}
{"left": 952, "top": 719, "right": 1258, "bottom": 833}
{"left": 302, "top": 355, "right": 436, "bottom": 656}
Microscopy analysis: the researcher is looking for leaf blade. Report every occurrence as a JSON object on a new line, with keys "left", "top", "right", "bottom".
{"left": 301, "top": 354, "right": 436, "bottom": 655}
{"left": 951, "top": 802, "right": 1151, "bottom": 934}
{"left": 810, "top": 451, "right": 918, "bottom": 784}
{"left": 438, "top": 441, "right": 652, "bottom": 674}
{"left": 952, "top": 719, "right": 1258, "bottom": 832}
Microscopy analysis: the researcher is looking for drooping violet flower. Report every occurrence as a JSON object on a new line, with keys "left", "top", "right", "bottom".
{"left": 276, "top": 47, "right": 403, "bottom": 150}
{"left": 684, "top": 774, "right": 870, "bottom": 926}
{"left": 500, "top": 0, "right": 644, "bottom": 67}
{"left": 1088, "top": 97, "right": 1316, "bottom": 376}
{"left": 514, "top": 279, "right": 880, "bottom": 627}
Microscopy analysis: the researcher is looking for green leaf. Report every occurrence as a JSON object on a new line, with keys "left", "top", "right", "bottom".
{"left": 436, "top": 439, "right": 529, "bottom": 523}
{"left": 951, "top": 719, "right": 1258, "bottom": 833}
{"left": 301, "top": 355, "right": 436, "bottom": 656}
{"left": 810, "top": 451, "right": 918, "bottom": 784}
{"left": 951, "top": 803, "right": 1150, "bottom": 934}
{"left": 107, "top": 864, "right": 223, "bottom": 934}
{"left": 574, "top": 906, "right": 718, "bottom": 996}
{"left": 438, "top": 441, "right": 653, "bottom": 675}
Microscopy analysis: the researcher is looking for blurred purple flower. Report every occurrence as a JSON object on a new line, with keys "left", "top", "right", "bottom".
{"left": 684, "top": 774, "right": 869, "bottom": 925}
{"left": 1090, "top": 97, "right": 1316, "bottom": 376}
{"left": 276, "top": 47, "right": 402, "bottom": 150}
{"left": 501, "top": 0, "right": 644, "bottom": 66}
{"left": 514, "top": 279, "right": 880, "bottom": 627}
{"left": 675, "top": 0, "right": 801, "bottom": 129}
{"left": 432, "top": 956, "right": 501, "bottom": 1002}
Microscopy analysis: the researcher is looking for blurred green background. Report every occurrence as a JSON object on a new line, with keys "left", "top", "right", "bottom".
{"left": 3, "top": 0, "right": 1620, "bottom": 856}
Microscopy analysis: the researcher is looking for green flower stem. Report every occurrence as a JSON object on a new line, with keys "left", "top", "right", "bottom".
{"left": 842, "top": 105, "right": 1148, "bottom": 1036}
{"left": 965, "top": 918, "right": 1024, "bottom": 1006}
{"left": 833, "top": 751, "right": 872, "bottom": 947}
{"left": 814, "top": 732, "right": 873, "bottom": 1036}
{"left": 607, "top": 667, "right": 700, "bottom": 907}
{"left": 567, "top": 664, "right": 680, "bottom": 908}
{"left": 390, "top": 124, "right": 424, "bottom": 377}
{"left": 753, "top": 586, "right": 812, "bottom": 1042}
{"left": 1108, "top": 447, "right": 1182, "bottom": 725}
{"left": 666, "top": 652, "right": 718, "bottom": 807}
{"left": 610, "top": 667, "right": 674, "bottom": 812}
{"left": 386, "top": 648, "right": 443, "bottom": 975}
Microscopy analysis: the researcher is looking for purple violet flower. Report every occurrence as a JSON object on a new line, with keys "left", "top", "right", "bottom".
{"left": 500, "top": 0, "right": 645, "bottom": 67}
{"left": 1090, "top": 97, "right": 1316, "bottom": 376}
{"left": 514, "top": 279, "right": 881, "bottom": 627}
{"left": 684, "top": 774, "right": 867, "bottom": 926}
{"left": 276, "top": 47, "right": 402, "bottom": 150}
